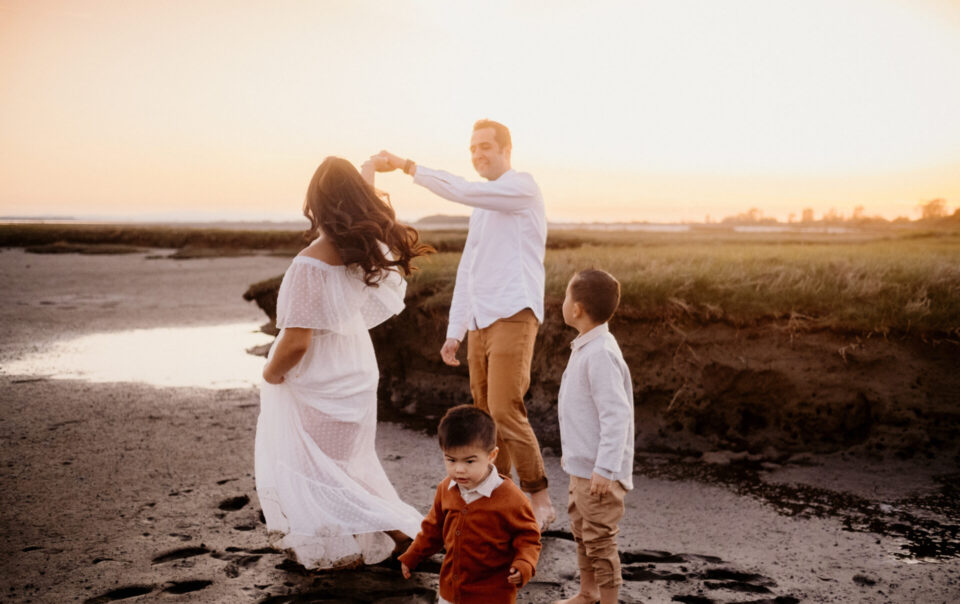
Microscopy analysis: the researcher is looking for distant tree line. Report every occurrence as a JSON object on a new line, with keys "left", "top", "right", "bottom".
{"left": 719, "top": 198, "right": 957, "bottom": 226}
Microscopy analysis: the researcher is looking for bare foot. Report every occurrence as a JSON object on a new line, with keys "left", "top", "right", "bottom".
{"left": 329, "top": 554, "right": 364, "bottom": 570}
{"left": 529, "top": 488, "right": 557, "bottom": 531}
{"left": 553, "top": 593, "right": 599, "bottom": 604}
{"left": 386, "top": 529, "right": 413, "bottom": 556}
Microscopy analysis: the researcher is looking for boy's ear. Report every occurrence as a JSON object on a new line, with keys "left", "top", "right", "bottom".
{"left": 573, "top": 301, "right": 586, "bottom": 319}
{"left": 488, "top": 446, "right": 499, "bottom": 465}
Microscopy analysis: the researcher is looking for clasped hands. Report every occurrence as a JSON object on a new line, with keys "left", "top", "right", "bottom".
{"left": 362, "top": 150, "right": 463, "bottom": 368}
{"left": 363, "top": 150, "right": 406, "bottom": 173}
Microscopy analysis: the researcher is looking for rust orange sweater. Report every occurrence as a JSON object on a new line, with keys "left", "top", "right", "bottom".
{"left": 398, "top": 475, "right": 541, "bottom": 604}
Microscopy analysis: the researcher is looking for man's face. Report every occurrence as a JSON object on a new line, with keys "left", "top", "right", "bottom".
{"left": 470, "top": 127, "right": 511, "bottom": 180}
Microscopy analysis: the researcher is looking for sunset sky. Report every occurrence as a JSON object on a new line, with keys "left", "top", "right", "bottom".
{"left": 1, "top": 0, "right": 958, "bottom": 224}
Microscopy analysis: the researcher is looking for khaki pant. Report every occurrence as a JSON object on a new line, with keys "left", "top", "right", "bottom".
{"left": 466, "top": 308, "right": 548, "bottom": 492}
{"left": 568, "top": 475, "right": 626, "bottom": 588}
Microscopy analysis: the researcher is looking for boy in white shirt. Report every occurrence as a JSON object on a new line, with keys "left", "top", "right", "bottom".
{"left": 554, "top": 269, "right": 634, "bottom": 604}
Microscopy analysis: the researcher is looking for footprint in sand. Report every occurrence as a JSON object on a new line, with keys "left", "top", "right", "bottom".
{"left": 83, "top": 585, "right": 153, "bottom": 603}
{"left": 218, "top": 494, "right": 250, "bottom": 511}
{"left": 151, "top": 545, "right": 211, "bottom": 564}
{"left": 538, "top": 533, "right": 800, "bottom": 604}
{"left": 161, "top": 579, "right": 213, "bottom": 595}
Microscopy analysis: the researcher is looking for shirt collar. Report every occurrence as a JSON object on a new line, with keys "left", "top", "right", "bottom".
{"left": 447, "top": 465, "right": 503, "bottom": 498}
{"left": 570, "top": 322, "right": 609, "bottom": 351}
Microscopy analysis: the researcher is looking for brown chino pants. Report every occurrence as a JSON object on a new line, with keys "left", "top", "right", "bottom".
{"left": 466, "top": 308, "right": 548, "bottom": 492}
{"left": 568, "top": 475, "right": 627, "bottom": 588}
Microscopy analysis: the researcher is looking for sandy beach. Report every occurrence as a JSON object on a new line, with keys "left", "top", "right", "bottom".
{"left": 1, "top": 247, "right": 958, "bottom": 603}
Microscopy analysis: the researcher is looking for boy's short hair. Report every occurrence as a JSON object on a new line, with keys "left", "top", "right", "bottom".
{"left": 473, "top": 119, "right": 512, "bottom": 151}
{"left": 569, "top": 269, "right": 621, "bottom": 324}
{"left": 438, "top": 405, "right": 497, "bottom": 452}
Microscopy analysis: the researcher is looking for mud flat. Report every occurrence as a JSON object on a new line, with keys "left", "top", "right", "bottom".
{"left": 1, "top": 248, "right": 958, "bottom": 603}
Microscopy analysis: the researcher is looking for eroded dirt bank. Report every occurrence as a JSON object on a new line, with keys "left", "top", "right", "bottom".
{"left": 363, "top": 296, "right": 960, "bottom": 461}
{"left": 246, "top": 272, "right": 960, "bottom": 460}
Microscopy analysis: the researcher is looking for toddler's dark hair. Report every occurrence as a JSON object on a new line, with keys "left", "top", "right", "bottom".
{"left": 438, "top": 405, "right": 497, "bottom": 452}
{"left": 569, "top": 269, "right": 621, "bottom": 323}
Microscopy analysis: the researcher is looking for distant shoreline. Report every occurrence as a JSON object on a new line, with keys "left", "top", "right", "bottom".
{"left": 2, "top": 216, "right": 953, "bottom": 233}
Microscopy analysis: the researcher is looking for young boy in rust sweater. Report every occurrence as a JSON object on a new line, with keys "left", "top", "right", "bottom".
{"left": 398, "top": 405, "right": 541, "bottom": 604}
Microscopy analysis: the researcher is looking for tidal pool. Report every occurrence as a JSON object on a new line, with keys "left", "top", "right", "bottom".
{"left": 1, "top": 323, "right": 274, "bottom": 389}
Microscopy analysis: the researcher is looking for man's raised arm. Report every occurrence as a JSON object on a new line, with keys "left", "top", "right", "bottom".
{"left": 373, "top": 151, "right": 538, "bottom": 213}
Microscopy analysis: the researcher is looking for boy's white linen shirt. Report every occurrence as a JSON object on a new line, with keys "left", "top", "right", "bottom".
{"left": 557, "top": 323, "right": 635, "bottom": 490}
{"left": 413, "top": 166, "right": 547, "bottom": 342}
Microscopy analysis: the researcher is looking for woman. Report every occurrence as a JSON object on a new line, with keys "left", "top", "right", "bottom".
{"left": 255, "top": 156, "right": 432, "bottom": 569}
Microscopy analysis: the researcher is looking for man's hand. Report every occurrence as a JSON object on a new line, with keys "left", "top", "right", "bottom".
{"left": 440, "top": 338, "right": 461, "bottom": 367}
{"left": 401, "top": 562, "right": 411, "bottom": 579}
{"left": 589, "top": 472, "right": 612, "bottom": 497}
{"left": 372, "top": 150, "right": 406, "bottom": 172}
{"left": 507, "top": 566, "right": 521, "bottom": 585}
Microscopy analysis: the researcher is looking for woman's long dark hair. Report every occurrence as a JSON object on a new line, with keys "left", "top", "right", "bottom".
{"left": 303, "top": 157, "right": 434, "bottom": 285}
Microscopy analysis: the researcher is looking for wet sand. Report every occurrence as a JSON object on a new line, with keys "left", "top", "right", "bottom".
{"left": 1, "top": 248, "right": 958, "bottom": 603}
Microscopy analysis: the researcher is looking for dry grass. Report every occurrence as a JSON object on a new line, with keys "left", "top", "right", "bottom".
{"left": 5, "top": 223, "right": 958, "bottom": 335}
{"left": 0, "top": 223, "right": 306, "bottom": 253}
{"left": 412, "top": 230, "right": 960, "bottom": 335}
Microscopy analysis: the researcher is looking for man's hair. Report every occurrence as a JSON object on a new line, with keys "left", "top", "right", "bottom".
{"left": 473, "top": 119, "right": 512, "bottom": 151}
{"left": 569, "top": 269, "right": 621, "bottom": 324}
{"left": 438, "top": 405, "right": 497, "bottom": 452}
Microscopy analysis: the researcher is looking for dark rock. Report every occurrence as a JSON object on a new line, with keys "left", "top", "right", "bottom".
{"left": 218, "top": 495, "right": 250, "bottom": 511}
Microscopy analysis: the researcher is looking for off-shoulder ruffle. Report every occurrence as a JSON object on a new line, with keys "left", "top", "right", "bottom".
{"left": 275, "top": 256, "right": 406, "bottom": 334}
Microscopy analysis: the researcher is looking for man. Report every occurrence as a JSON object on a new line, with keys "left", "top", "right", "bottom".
{"left": 373, "top": 119, "right": 556, "bottom": 528}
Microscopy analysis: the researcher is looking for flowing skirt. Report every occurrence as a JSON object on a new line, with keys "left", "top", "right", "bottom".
{"left": 255, "top": 379, "right": 423, "bottom": 569}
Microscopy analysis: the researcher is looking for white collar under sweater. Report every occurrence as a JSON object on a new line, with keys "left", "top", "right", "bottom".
{"left": 447, "top": 464, "right": 504, "bottom": 504}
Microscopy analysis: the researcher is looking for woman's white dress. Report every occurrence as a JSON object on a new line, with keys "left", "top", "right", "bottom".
{"left": 255, "top": 255, "right": 423, "bottom": 569}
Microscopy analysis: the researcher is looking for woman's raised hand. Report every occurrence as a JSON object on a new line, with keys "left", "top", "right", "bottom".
{"left": 370, "top": 151, "right": 406, "bottom": 172}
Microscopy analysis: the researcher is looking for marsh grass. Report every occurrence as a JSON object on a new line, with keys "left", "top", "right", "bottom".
{"left": 541, "top": 233, "right": 960, "bottom": 334}
{"left": 0, "top": 224, "right": 626, "bottom": 255}
{"left": 4, "top": 223, "right": 959, "bottom": 334}
{"left": 0, "top": 223, "right": 306, "bottom": 253}
{"left": 409, "top": 230, "right": 960, "bottom": 335}
{"left": 25, "top": 241, "right": 145, "bottom": 255}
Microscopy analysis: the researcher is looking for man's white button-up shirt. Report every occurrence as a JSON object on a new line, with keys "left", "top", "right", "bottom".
{"left": 413, "top": 166, "right": 547, "bottom": 342}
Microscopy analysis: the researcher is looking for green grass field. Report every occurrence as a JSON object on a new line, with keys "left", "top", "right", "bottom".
{"left": 408, "top": 229, "right": 960, "bottom": 336}
{"left": 4, "top": 223, "right": 959, "bottom": 335}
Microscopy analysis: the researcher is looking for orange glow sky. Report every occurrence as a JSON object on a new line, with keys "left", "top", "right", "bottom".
{"left": 1, "top": 0, "right": 959, "bottom": 223}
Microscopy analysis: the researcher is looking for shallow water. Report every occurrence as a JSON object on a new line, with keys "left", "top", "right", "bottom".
{"left": 1, "top": 323, "right": 273, "bottom": 389}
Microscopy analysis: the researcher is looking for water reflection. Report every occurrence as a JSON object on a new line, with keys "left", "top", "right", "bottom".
{"left": 2, "top": 323, "right": 274, "bottom": 389}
